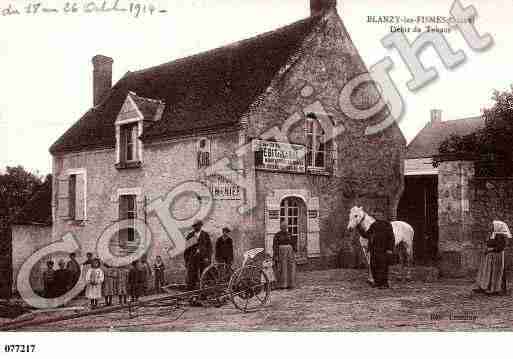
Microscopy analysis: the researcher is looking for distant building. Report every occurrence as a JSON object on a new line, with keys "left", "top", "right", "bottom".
{"left": 398, "top": 109, "right": 506, "bottom": 276}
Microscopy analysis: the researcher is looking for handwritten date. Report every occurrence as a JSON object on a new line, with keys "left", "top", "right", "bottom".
{"left": 2, "top": 1, "right": 166, "bottom": 18}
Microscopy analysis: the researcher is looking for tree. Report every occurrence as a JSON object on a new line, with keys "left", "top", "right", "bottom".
{"left": 439, "top": 86, "right": 513, "bottom": 176}
{"left": 0, "top": 166, "right": 46, "bottom": 225}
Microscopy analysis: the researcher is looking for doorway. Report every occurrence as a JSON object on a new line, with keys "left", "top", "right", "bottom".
{"left": 280, "top": 197, "right": 307, "bottom": 262}
{"left": 397, "top": 175, "right": 438, "bottom": 265}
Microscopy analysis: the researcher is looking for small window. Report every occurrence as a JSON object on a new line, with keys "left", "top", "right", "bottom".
{"left": 68, "top": 174, "right": 77, "bottom": 219}
{"left": 119, "top": 194, "right": 137, "bottom": 242}
{"left": 305, "top": 114, "right": 328, "bottom": 170}
{"left": 120, "top": 123, "right": 138, "bottom": 163}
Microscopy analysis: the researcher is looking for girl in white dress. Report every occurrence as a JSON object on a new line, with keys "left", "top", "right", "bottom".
{"left": 85, "top": 258, "right": 104, "bottom": 309}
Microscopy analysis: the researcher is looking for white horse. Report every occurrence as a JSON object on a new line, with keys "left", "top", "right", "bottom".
{"left": 346, "top": 206, "right": 414, "bottom": 284}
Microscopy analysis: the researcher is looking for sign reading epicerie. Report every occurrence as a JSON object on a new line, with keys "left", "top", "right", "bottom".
{"left": 253, "top": 140, "right": 306, "bottom": 173}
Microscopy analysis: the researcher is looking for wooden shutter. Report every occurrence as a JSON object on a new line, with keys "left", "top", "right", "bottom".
{"left": 57, "top": 177, "right": 69, "bottom": 218}
{"left": 75, "top": 173, "right": 86, "bottom": 220}
{"left": 119, "top": 195, "right": 128, "bottom": 220}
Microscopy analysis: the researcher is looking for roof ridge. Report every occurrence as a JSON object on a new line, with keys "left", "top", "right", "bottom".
{"left": 128, "top": 91, "right": 165, "bottom": 105}
{"left": 130, "top": 15, "right": 321, "bottom": 77}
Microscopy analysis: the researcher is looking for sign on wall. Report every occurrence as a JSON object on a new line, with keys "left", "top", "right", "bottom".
{"left": 253, "top": 140, "right": 306, "bottom": 173}
{"left": 205, "top": 175, "right": 241, "bottom": 200}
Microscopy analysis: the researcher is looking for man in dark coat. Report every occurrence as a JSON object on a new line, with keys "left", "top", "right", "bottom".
{"left": 215, "top": 227, "right": 234, "bottom": 267}
{"left": 54, "top": 259, "right": 70, "bottom": 297}
{"left": 184, "top": 220, "right": 212, "bottom": 291}
{"left": 66, "top": 252, "right": 81, "bottom": 290}
{"left": 366, "top": 220, "right": 395, "bottom": 289}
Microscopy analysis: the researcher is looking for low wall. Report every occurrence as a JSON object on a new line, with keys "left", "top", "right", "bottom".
{"left": 437, "top": 159, "right": 513, "bottom": 277}
{"left": 11, "top": 224, "right": 53, "bottom": 293}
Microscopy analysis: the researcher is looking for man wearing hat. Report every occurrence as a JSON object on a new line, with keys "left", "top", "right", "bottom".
{"left": 184, "top": 220, "right": 212, "bottom": 290}
{"left": 215, "top": 227, "right": 234, "bottom": 267}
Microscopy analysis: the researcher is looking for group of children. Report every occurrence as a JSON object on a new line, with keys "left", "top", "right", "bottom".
{"left": 42, "top": 252, "right": 166, "bottom": 309}
{"left": 84, "top": 255, "right": 167, "bottom": 309}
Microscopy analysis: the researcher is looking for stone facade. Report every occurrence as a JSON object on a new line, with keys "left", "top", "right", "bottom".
{"left": 438, "top": 160, "right": 513, "bottom": 277}
{"left": 49, "top": 9, "right": 406, "bottom": 282}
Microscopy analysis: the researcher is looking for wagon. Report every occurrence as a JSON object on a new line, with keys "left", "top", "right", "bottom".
{"left": 158, "top": 247, "right": 273, "bottom": 313}
{"left": 197, "top": 247, "right": 273, "bottom": 312}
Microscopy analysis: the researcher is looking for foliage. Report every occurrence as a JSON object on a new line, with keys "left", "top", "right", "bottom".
{"left": 438, "top": 86, "right": 513, "bottom": 175}
{"left": 0, "top": 166, "right": 51, "bottom": 225}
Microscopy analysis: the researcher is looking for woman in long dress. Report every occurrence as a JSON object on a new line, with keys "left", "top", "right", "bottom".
{"left": 85, "top": 259, "right": 104, "bottom": 308}
{"left": 272, "top": 221, "right": 297, "bottom": 289}
{"left": 474, "top": 220, "right": 510, "bottom": 295}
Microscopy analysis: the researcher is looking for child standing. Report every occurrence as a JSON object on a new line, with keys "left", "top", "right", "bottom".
{"left": 102, "top": 263, "right": 118, "bottom": 306}
{"left": 128, "top": 260, "right": 142, "bottom": 302}
{"left": 153, "top": 256, "right": 165, "bottom": 293}
{"left": 117, "top": 265, "right": 129, "bottom": 305}
{"left": 42, "top": 260, "right": 55, "bottom": 298}
{"left": 85, "top": 258, "right": 104, "bottom": 309}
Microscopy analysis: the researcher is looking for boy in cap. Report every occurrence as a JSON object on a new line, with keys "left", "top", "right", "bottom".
{"left": 215, "top": 227, "right": 234, "bottom": 267}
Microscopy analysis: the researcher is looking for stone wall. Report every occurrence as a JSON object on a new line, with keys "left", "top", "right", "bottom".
{"left": 11, "top": 224, "right": 53, "bottom": 293}
{"left": 469, "top": 177, "right": 513, "bottom": 270}
{"left": 438, "top": 160, "right": 513, "bottom": 277}
{"left": 438, "top": 161, "right": 475, "bottom": 277}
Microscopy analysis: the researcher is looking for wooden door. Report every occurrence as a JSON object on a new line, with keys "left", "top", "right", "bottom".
{"left": 280, "top": 197, "right": 307, "bottom": 262}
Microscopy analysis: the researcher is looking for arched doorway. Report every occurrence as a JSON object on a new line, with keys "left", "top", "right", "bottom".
{"left": 280, "top": 197, "right": 307, "bottom": 261}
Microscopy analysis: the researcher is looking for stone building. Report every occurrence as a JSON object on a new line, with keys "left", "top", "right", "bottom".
{"left": 400, "top": 110, "right": 483, "bottom": 269}
{"left": 48, "top": 0, "right": 406, "bottom": 282}
{"left": 401, "top": 109, "right": 513, "bottom": 277}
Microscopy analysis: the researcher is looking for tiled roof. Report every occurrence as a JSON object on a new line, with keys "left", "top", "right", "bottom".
{"left": 50, "top": 14, "right": 323, "bottom": 154}
{"left": 128, "top": 91, "right": 164, "bottom": 121}
{"left": 406, "top": 116, "right": 485, "bottom": 159}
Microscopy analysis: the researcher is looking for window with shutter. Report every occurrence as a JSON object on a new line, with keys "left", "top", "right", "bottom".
{"left": 119, "top": 195, "right": 137, "bottom": 242}
{"left": 75, "top": 173, "right": 86, "bottom": 221}
{"left": 57, "top": 177, "right": 69, "bottom": 218}
{"left": 68, "top": 175, "right": 77, "bottom": 219}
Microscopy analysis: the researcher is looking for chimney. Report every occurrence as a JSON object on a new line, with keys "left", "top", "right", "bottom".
{"left": 310, "top": 0, "right": 337, "bottom": 16}
{"left": 430, "top": 109, "right": 442, "bottom": 125}
{"left": 92, "top": 55, "right": 113, "bottom": 106}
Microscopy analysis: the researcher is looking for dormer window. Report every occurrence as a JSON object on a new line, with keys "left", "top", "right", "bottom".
{"left": 115, "top": 92, "right": 165, "bottom": 170}
{"left": 120, "top": 123, "right": 139, "bottom": 162}
{"left": 116, "top": 120, "right": 142, "bottom": 169}
{"left": 197, "top": 137, "right": 211, "bottom": 168}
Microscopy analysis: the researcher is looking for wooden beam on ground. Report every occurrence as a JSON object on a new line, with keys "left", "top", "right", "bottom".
{"left": 0, "top": 289, "right": 207, "bottom": 331}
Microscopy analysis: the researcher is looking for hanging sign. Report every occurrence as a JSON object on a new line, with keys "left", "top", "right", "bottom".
{"left": 253, "top": 140, "right": 306, "bottom": 173}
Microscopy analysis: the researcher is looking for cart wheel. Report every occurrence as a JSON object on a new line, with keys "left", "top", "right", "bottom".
{"left": 199, "top": 263, "right": 232, "bottom": 307}
{"left": 228, "top": 265, "right": 271, "bottom": 312}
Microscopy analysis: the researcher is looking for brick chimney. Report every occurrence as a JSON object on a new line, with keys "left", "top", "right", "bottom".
{"left": 310, "top": 0, "right": 337, "bottom": 16}
{"left": 430, "top": 109, "right": 442, "bottom": 125}
{"left": 92, "top": 55, "right": 113, "bottom": 106}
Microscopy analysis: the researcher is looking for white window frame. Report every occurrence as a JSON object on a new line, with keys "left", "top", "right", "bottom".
{"left": 305, "top": 116, "right": 328, "bottom": 171}
{"left": 65, "top": 168, "right": 87, "bottom": 221}
{"left": 115, "top": 94, "right": 144, "bottom": 165}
